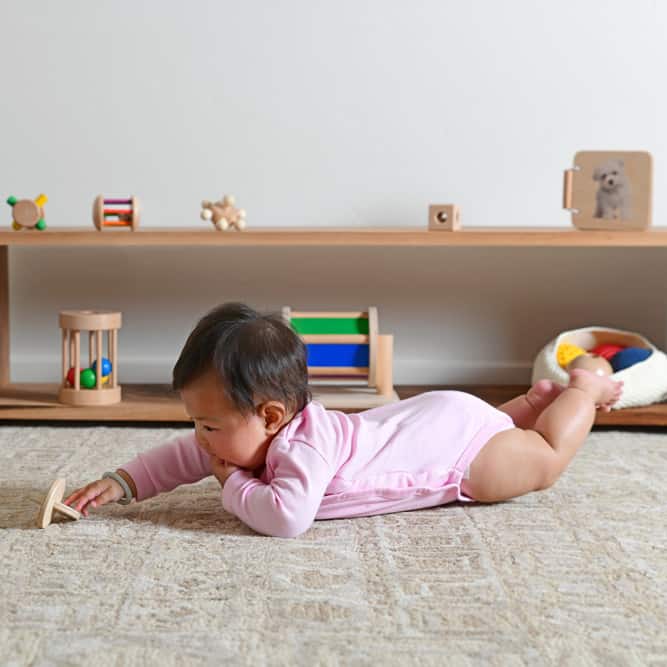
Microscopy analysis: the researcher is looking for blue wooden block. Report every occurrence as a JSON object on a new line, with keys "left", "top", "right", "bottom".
{"left": 306, "top": 343, "right": 369, "bottom": 367}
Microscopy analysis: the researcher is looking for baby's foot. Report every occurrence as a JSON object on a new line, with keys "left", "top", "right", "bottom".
{"left": 568, "top": 368, "right": 624, "bottom": 412}
{"left": 526, "top": 379, "right": 566, "bottom": 413}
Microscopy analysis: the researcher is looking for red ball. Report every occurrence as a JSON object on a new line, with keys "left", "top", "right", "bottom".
{"left": 591, "top": 343, "right": 625, "bottom": 360}
{"left": 66, "top": 367, "right": 75, "bottom": 387}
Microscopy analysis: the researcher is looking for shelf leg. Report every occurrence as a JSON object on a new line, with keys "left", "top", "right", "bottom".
{"left": 0, "top": 246, "right": 8, "bottom": 386}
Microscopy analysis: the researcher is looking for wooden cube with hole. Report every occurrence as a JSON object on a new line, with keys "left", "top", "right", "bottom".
{"left": 428, "top": 204, "right": 461, "bottom": 231}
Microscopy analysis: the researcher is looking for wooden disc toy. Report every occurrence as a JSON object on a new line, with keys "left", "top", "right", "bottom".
{"left": 93, "top": 195, "right": 140, "bottom": 231}
{"left": 37, "top": 478, "right": 81, "bottom": 528}
{"left": 6, "top": 194, "right": 48, "bottom": 231}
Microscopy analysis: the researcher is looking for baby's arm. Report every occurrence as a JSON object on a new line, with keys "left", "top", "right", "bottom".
{"left": 222, "top": 439, "right": 333, "bottom": 538}
{"left": 65, "top": 431, "right": 211, "bottom": 515}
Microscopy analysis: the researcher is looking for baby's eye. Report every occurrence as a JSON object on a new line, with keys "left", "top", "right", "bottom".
{"left": 203, "top": 425, "right": 219, "bottom": 432}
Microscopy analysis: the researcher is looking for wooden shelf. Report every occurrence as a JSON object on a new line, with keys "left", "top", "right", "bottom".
{"left": 2, "top": 227, "right": 667, "bottom": 247}
{"left": 2, "top": 228, "right": 666, "bottom": 427}
{"left": 0, "top": 383, "right": 665, "bottom": 426}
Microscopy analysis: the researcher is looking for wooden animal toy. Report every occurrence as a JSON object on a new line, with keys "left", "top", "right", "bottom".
{"left": 282, "top": 306, "right": 395, "bottom": 408}
{"left": 93, "top": 195, "right": 140, "bottom": 231}
{"left": 6, "top": 194, "right": 48, "bottom": 230}
{"left": 58, "top": 310, "right": 122, "bottom": 406}
{"left": 37, "top": 479, "right": 81, "bottom": 528}
{"left": 200, "top": 195, "right": 246, "bottom": 231}
{"left": 428, "top": 204, "right": 461, "bottom": 231}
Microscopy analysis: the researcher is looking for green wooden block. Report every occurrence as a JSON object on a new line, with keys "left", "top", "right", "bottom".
{"left": 291, "top": 317, "right": 369, "bottom": 335}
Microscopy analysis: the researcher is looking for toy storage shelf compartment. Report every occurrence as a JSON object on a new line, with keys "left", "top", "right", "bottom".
{"left": 2, "top": 229, "right": 667, "bottom": 425}
{"left": 0, "top": 383, "right": 663, "bottom": 425}
{"left": 1, "top": 227, "right": 667, "bottom": 247}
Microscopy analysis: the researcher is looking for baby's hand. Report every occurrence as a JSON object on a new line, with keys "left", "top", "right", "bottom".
{"left": 64, "top": 478, "right": 125, "bottom": 517}
{"left": 209, "top": 456, "right": 241, "bottom": 489}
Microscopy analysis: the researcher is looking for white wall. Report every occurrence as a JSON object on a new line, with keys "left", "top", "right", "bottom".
{"left": 1, "top": 0, "right": 665, "bottom": 384}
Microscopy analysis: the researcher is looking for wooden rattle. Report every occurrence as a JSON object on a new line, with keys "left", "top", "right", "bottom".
{"left": 37, "top": 478, "right": 81, "bottom": 528}
{"left": 200, "top": 195, "right": 246, "bottom": 231}
{"left": 6, "top": 194, "right": 48, "bottom": 231}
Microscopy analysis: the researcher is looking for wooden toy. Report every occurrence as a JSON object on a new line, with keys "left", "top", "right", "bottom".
{"left": 428, "top": 204, "right": 461, "bottom": 231}
{"left": 282, "top": 307, "right": 395, "bottom": 408}
{"left": 200, "top": 195, "right": 246, "bottom": 231}
{"left": 93, "top": 195, "right": 140, "bottom": 231}
{"left": 567, "top": 354, "right": 613, "bottom": 376}
{"left": 37, "top": 478, "right": 81, "bottom": 528}
{"left": 563, "top": 151, "right": 652, "bottom": 231}
{"left": 6, "top": 194, "right": 48, "bottom": 231}
{"left": 58, "top": 310, "right": 122, "bottom": 406}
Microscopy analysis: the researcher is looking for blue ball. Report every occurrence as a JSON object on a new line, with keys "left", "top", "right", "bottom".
{"left": 610, "top": 347, "right": 652, "bottom": 373}
{"left": 92, "top": 357, "right": 112, "bottom": 377}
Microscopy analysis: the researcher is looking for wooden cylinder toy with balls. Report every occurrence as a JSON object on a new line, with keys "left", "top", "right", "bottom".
{"left": 58, "top": 310, "right": 122, "bottom": 406}
{"left": 93, "top": 195, "right": 140, "bottom": 231}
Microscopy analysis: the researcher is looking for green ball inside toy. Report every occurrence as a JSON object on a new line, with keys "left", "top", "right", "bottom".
{"left": 80, "top": 368, "right": 97, "bottom": 389}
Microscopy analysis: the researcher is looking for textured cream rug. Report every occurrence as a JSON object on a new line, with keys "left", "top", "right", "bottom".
{"left": 1, "top": 425, "right": 666, "bottom": 666}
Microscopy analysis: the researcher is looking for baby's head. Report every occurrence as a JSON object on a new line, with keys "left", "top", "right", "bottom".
{"left": 172, "top": 302, "right": 310, "bottom": 469}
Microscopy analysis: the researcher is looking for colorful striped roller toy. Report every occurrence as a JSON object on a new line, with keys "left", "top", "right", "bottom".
{"left": 92, "top": 195, "right": 140, "bottom": 231}
{"left": 282, "top": 307, "right": 394, "bottom": 402}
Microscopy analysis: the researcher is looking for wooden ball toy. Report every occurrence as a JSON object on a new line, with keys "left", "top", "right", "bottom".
{"left": 93, "top": 195, "right": 140, "bottom": 231}
{"left": 6, "top": 194, "right": 47, "bottom": 231}
{"left": 567, "top": 353, "right": 613, "bottom": 376}
{"left": 200, "top": 195, "right": 246, "bottom": 231}
{"left": 37, "top": 479, "right": 81, "bottom": 528}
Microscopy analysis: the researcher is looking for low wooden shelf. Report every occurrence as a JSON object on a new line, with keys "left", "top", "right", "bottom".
{"left": 1, "top": 227, "right": 666, "bottom": 425}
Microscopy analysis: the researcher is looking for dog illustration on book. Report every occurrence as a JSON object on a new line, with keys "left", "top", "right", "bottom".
{"left": 593, "top": 159, "right": 632, "bottom": 220}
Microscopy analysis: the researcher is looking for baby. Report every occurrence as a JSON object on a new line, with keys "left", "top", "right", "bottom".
{"left": 66, "top": 302, "right": 623, "bottom": 538}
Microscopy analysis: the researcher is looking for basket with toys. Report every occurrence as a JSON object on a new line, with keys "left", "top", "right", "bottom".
{"left": 532, "top": 326, "right": 667, "bottom": 409}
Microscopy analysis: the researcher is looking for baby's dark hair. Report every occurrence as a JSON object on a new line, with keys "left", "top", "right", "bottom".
{"left": 172, "top": 302, "right": 311, "bottom": 415}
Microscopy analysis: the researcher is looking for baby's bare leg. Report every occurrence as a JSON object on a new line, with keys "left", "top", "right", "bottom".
{"left": 496, "top": 379, "right": 565, "bottom": 429}
{"left": 464, "top": 369, "right": 623, "bottom": 502}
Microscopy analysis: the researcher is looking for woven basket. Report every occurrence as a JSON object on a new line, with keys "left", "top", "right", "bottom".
{"left": 532, "top": 326, "right": 667, "bottom": 409}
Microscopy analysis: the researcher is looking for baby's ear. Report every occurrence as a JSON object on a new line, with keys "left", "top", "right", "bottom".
{"left": 259, "top": 401, "right": 288, "bottom": 434}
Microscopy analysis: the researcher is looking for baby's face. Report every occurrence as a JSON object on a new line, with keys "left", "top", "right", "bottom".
{"left": 181, "top": 370, "right": 273, "bottom": 471}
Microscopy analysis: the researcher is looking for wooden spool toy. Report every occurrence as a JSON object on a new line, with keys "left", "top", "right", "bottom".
{"left": 58, "top": 310, "right": 122, "bottom": 406}
{"left": 6, "top": 194, "right": 48, "bottom": 231}
{"left": 282, "top": 307, "right": 394, "bottom": 407}
{"left": 37, "top": 479, "right": 81, "bottom": 528}
{"left": 93, "top": 195, "right": 140, "bottom": 231}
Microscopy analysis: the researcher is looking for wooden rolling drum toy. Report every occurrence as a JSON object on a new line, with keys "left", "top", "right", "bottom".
{"left": 93, "top": 195, "right": 140, "bottom": 231}
{"left": 37, "top": 479, "right": 81, "bottom": 528}
{"left": 58, "top": 310, "right": 122, "bottom": 406}
{"left": 282, "top": 306, "right": 394, "bottom": 400}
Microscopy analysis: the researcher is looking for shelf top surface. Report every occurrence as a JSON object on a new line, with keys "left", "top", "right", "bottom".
{"left": 1, "top": 226, "right": 667, "bottom": 247}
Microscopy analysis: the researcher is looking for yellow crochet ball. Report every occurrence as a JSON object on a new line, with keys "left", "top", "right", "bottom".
{"left": 557, "top": 342, "right": 587, "bottom": 369}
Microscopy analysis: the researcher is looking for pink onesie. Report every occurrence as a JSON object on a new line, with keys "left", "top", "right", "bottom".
{"left": 122, "top": 391, "right": 514, "bottom": 538}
